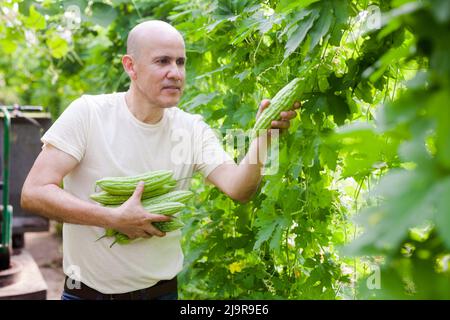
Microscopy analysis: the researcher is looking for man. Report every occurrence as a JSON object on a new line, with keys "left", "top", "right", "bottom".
{"left": 21, "top": 20, "right": 299, "bottom": 300}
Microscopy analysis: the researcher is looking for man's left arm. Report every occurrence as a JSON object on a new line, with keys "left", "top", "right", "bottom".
{"left": 206, "top": 99, "right": 300, "bottom": 203}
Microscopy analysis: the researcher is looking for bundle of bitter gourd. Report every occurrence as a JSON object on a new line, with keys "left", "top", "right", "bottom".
{"left": 90, "top": 170, "right": 193, "bottom": 246}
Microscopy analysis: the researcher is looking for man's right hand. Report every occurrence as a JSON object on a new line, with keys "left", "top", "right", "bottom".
{"left": 110, "top": 181, "right": 171, "bottom": 239}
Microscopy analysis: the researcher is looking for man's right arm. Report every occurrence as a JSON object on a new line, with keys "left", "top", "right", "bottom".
{"left": 21, "top": 144, "right": 169, "bottom": 238}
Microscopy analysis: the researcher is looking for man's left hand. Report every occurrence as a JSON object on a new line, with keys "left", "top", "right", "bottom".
{"left": 256, "top": 99, "right": 301, "bottom": 134}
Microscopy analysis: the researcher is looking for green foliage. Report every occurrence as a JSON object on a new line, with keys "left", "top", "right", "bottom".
{"left": 341, "top": 0, "right": 450, "bottom": 298}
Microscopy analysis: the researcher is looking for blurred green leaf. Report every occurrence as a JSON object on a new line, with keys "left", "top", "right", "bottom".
{"left": 90, "top": 3, "right": 117, "bottom": 27}
{"left": 284, "top": 9, "right": 319, "bottom": 58}
{"left": 434, "top": 178, "right": 450, "bottom": 247}
{"left": 23, "top": 5, "right": 46, "bottom": 30}
{"left": 0, "top": 38, "right": 18, "bottom": 54}
{"left": 46, "top": 34, "right": 69, "bottom": 59}
{"left": 308, "top": 4, "right": 333, "bottom": 52}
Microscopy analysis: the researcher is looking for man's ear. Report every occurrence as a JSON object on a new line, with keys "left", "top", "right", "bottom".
{"left": 122, "top": 55, "right": 137, "bottom": 80}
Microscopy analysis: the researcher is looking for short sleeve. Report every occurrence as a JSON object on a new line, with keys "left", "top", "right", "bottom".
{"left": 41, "top": 96, "right": 90, "bottom": 162}
{"left": 192, "top": 117, "right": 235, "bottom": 178}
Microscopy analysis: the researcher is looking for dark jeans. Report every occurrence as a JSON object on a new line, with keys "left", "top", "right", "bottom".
{"left": 61, "top": 290, "right": 178, "bottom": 300}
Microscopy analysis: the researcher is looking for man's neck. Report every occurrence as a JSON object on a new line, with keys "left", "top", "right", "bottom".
{"left": 125, "top": 88, "right": 164, "bottom": 124}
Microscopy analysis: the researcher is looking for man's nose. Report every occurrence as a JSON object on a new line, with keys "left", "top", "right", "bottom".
{"left": 168, "top": 62, "right": 183, "bottom": 80}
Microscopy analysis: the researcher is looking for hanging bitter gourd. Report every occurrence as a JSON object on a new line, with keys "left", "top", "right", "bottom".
{"left": 252, "top": 77, "right": 304, "bottom": 137}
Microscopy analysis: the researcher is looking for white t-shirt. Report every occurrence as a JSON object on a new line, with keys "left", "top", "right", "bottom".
{"left": 41, "top": 92, "right": 233, "bottom": 294}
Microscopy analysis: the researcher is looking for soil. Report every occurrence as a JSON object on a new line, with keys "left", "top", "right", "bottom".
{"left": 24, "top": 221, "right": 64, "bottom": 300}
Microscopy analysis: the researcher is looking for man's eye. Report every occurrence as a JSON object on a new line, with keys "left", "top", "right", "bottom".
{"left": 177, "top": 59, "right": 185, "bottom": 66}
{"left": 158, "top": 59, "right": 169, "bottom": 64}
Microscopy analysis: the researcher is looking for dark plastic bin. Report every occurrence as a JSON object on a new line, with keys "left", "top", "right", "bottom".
{"left": 0, "top": 112, "right": 52, "bottom": 249}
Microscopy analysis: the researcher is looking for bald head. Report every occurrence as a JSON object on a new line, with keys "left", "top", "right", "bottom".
{"left": 122, "top": 20, "right": 186, "bottom": 110}
{"left": 126, "top": 20, "right": 185, "bottom": 59}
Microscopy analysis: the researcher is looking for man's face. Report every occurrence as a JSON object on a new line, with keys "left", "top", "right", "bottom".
{"left": 133, "top": 35, "right": 186, "bottom": 108}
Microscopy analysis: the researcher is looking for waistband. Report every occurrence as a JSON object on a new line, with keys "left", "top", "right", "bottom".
{"left": 63, "top": 276, "right": 177, "bottom": 300}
